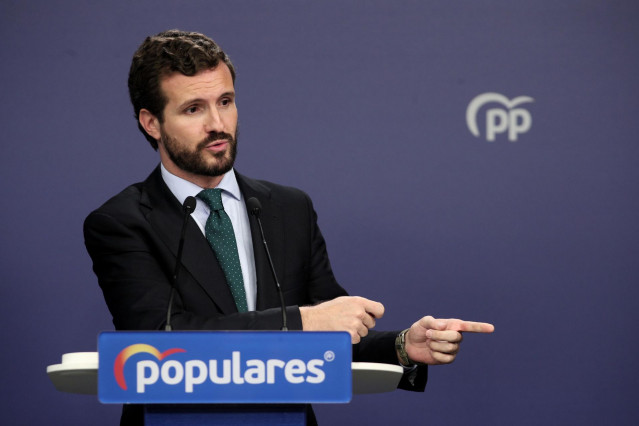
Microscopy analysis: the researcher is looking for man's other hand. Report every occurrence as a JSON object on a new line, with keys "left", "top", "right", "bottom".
{"left": 403, "top": 316, "right": 495, "bottom": 365}
{"left": 300, "top": 296, "right": 384, "bottom": 343}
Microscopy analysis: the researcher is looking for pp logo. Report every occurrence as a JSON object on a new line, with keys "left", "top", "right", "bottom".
{"left": 466, "top": 93, "right": 534, "bottom": 142}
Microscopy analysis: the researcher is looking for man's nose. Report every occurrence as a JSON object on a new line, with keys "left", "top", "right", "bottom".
{"left": 204, "top": 108, "right": 224, "bottom": 133}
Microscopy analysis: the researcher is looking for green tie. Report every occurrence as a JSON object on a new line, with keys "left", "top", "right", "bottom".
{"left": 197, "top": 188, "right": 248, "bottom": 312}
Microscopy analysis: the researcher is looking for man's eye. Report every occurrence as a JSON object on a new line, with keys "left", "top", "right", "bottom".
{"left": 185, "top": 106, "right": 199, "bottom": 114}
{"left": 220, "top": 98, "right": 232, "bottom": 106}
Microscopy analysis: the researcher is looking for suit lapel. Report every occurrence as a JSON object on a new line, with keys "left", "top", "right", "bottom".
{"left": 141, "top": 167, "right": 238, "bottom": 314}
{"left": 236, "top": 172, "right": 285, "bottom": 310}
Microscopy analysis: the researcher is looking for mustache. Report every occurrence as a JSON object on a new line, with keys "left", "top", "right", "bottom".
{"left": 197, "top": 131, "right": 235, "bottom": 150}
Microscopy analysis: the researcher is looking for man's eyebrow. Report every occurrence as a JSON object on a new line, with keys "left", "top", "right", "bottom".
{"left": 176, "top": 92, "right": 235, "bottom": 110}
{"left": 176, "top": 98, "right": 203, "bottom": 110}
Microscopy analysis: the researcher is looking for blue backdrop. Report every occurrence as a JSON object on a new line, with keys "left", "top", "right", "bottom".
{"left": 2, "top": 1, "right": 638, "bottom": 424}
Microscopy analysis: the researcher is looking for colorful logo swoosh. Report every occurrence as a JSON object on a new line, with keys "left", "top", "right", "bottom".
{"left": 114, "top": 344, "right": 186, "bottom": 390}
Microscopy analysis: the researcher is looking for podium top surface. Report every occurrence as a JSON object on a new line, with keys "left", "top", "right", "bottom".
{"left": 47, "top": 352, "right": 98, "bottom": 395}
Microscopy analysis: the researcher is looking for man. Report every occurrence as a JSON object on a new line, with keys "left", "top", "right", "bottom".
{"left": 84, "top": 30, "right": 494, "bottom": 425}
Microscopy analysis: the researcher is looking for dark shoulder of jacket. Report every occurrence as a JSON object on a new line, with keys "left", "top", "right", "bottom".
{"left": 86, "top": 181, "right": 145, "bottom": 217}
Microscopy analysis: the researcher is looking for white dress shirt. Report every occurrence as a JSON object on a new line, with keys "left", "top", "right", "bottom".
{"left": 160, "top": 164, "right": 257, "bottom": 311}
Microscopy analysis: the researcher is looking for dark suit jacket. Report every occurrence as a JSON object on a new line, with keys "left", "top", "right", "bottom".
{"left": 84, "top": 166, "right": 427, "bottom": 422}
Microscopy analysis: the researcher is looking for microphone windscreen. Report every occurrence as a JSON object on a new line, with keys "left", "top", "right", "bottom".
{"left": 183, "top": 196, "right": 197, "bottom": 213}
{"left": 247, "top": 197, "right": 262, "bottom": 217}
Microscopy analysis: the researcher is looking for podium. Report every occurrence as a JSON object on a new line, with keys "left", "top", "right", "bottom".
{"left": 48, "top": 332, "right": 403, "bottom": 425}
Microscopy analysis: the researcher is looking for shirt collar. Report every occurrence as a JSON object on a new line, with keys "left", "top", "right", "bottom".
{"left": 160, "top": 163, "right": 242, "bottom": 204}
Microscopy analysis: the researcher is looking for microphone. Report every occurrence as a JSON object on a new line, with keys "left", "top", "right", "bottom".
{"left": 247, "top": 197, "right": 288, "bottom": 331}
{"left": 165, "top": 196, "right": 197, "bottom": 331}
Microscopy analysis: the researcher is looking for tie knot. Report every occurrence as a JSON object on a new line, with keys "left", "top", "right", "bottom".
{"left": 197, "top": 188, "right": 225, "bottom": 211}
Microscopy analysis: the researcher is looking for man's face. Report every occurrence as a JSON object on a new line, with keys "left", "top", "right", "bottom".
{"left": 155, "top": 64, "right": 238, "bottom": 181}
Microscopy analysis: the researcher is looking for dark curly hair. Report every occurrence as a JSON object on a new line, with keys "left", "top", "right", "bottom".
{"left": 128, "top": 30, "right": 236, "bottom": 149}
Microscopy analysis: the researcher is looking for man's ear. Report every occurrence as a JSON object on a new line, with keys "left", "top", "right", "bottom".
{"left": 139, "top": 109, "right": 161, "bottom": 141}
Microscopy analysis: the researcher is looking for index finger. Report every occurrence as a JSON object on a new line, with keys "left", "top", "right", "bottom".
{"left": 359, "top": 297, "right": 385, "bottom": 319}
{"left": 445, "top": 319, "right": 495, "bottom": 333}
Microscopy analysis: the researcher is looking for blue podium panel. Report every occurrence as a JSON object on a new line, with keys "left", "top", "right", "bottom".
{"left": 98, "top": 331, "right": 351, "bottom": 404}
{"left": 144, "top": 404, "right": 307, "bottom": 426}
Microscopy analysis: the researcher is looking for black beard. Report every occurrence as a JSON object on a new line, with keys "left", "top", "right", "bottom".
{"left": 160, "top": 129, "right": 238, "bottom": 177}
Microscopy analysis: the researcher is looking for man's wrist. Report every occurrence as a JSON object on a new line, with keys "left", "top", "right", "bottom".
{"left": 299, "top": 306, "right": 310, "bottom": 331}
{"left": 395, "top": 328, "right": 413, "bottom": 366}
